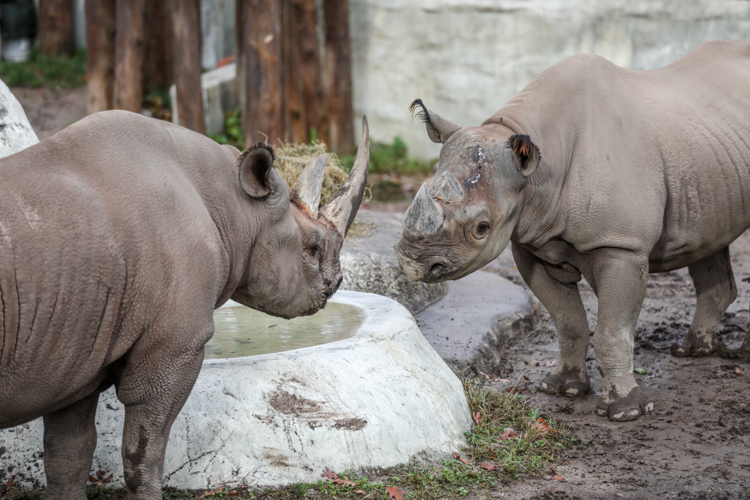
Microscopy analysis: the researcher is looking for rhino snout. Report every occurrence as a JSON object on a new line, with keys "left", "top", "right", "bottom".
{"left": 395, "top": 246, "right": 451, "bottom": 283}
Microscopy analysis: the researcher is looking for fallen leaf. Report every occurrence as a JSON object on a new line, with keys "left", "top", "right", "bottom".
{"left": 736, "top": 366, "right": 745, "bottom": 376}
{"left": 552, "top": 475, "right": 565, "bottom": 481}
{"left": 321, "top": 467, "right": 338, "bottom": 481}
{"left": 473, "top": 411, "right": 483, "bottom": 425}
{"left": 523, "top": 375, "right": 530, "bottom": 381}
{"left": 452, "top": 451, "right": 471, "bottom": 465}
{"left": 634, "top": 367, "right": 647, "bottom": 375}
{"left": 499, "top": 429, "right": 519, "bottom": 440}
{"left": 355, "top": 490, "right": 366, "bottom": 495}
{"left": 498, "top": 378, "right": 511, "bottom": 383}
{"left": 386, "top": 485, "right": 404, "bottom": 500}
{"left": 506, "top": 385, "right": 515, "bottom": 392}
{"left": 478, "top": 370, "right": 493, "bottom": 380}
{"left": 332, "top": 476, "right": 356, "bottom": 487}
{"left": 533, "top": 418, "right": 552, "bottom": 434}
{"left": 480, "top": 462, "right": 500, "bottom": 470}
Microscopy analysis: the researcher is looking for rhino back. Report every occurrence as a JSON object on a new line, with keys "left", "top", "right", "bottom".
{"left": 0, "top": 111, "right": 235, "bottom": 425}
{"left": 489, "top": 40, "right": 750, "bottom": 266}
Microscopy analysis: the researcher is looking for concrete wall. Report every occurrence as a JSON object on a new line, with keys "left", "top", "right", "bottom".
{"left": 350, "top": 0, "right": 750, "bottom": 158}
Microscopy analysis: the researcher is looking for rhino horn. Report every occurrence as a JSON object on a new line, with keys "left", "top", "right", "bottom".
{"left": 410, "top": 99, "right": 460, "bottom": 144}
{"left": 290, "top": 154, "right": 328, "bottom": 217}
{"left": 403, "top": 182, "right": 444, "bottom": 236}
{"left": 428, "top": 171, "right": 464, "bottom": 203}
{"left": 320, "top": 116, "right": 370, "bottom": 237}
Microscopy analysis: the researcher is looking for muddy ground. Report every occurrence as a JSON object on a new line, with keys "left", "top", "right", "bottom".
{"left": 13, "top": 88, "right": 750, "bottom": 500}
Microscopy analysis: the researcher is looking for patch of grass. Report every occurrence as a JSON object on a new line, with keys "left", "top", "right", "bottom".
{"left": 340, "top": 136, "right": 436, "bottom": 176}
{"left": 0, "top": 49, "right": 87, "bottom": 89}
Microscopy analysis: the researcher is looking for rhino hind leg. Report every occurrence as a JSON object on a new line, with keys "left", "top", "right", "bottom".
{"left": 42, "top": 393, "right": 100, "bottom": 500}
{"left": 672, "top": 247, "right": 736, "bottom": 357}
{"left": 117, "top": 322, "right": 210, "bottom": 499}
{"left": 511, "top": 243, "right": 591, "bottom": 397}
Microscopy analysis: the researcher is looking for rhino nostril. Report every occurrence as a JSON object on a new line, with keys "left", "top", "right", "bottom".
{"left": 429, "top": 263, "right": 446, "bottom": 278}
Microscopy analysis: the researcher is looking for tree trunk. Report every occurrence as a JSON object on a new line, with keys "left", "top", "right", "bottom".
{"left": 282, "top": 0, "right": 307, "bottom": 144}
{"left": 113, "top": 0, "right": 145, "bottom": 113}
{"left": 323, "top": 0, "right": 355, "bottom": 154}
{"left": 292, "top": 0, "right": 328, "bottom": 146}
{"left": 170, "top": 0, "right": 205, "bottom": 133}
{"left": 236, "top": 0, "right": 284, "bottom": 146}
{"left": 38, "top": 0, "right": 73, "bottom": 57}
{"left": 143, "top": 1, "right": 173, "bottom": 92}
{"left": 85, "top": 0, "right": 115, "bottom": 114}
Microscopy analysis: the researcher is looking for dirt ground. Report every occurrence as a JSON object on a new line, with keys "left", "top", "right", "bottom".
{"left": 14, "top": 88, "right": 750, "bottom": 500}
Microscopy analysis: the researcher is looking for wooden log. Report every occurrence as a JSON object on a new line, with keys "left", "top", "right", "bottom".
{"left": 143, "top": 1, "right": 173, "bottom": 92}
{"left": 38, "top": 0, "right": 74, "bottom": 57}
{"left": 170, "top": 0, "right": 205, "bottom": 133}
{"left": 323, "top": 0, "right": 355, "bottom": 154}
{"left": 292, "top": 0, "right": 328, "bottom": 146}
{"left": 85, "top": 0, "right": 115, "bottom": 114}
{"left": 236, "top": 0, "right": 284, "bottom": 146}
{"left": 282, "top": 0, "right": 307, "bottom": 144}
{"left": 113, "top": 0, "right": 145, "bottom": 113}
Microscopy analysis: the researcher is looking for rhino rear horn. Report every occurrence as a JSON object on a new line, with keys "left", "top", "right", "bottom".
{"left": 320, "top": 116, "right": 370, "bottom": 237}
{"left": 290, "top": 154, "right": 328, "bottom": 217}
{"left": 429, "top": 171, "right": 464, "bottom": 203}
{"left": 410, "top": 99, "right": 460, "bottom": 144}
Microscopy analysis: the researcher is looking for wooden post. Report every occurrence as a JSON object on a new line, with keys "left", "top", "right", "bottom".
{"left": 292, "top": 0, "right": 329, "bottom": 146}
{"left": 85, "top": 0, "right": 115, "bottom": 114}
{"left": 170, "top": 0, "right": 205, "bottom": 133}
{"left": 236, "top": 0, "right": 284, "bottom": 146}
{"left": 38, "top": 0, "right": 74, "bottom": 57}
{"left": 282, "top": 0, "right": 307, "bottom": 144}
{"left": 323, "top": 0, "right": 355, "bottom": 154}
{"left": 113, "top": 0, "right": 145, "bottom": 113}
{"left": 143, "top": 1, "right": 173, "bottom": 92}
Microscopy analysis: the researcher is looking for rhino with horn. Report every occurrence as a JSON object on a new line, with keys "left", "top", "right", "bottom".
{"left": 0, "top": 111, "right": 369, "bottom": 499}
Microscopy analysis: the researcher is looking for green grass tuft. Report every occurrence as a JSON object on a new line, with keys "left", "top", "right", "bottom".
{"left": 0, "top": 49, "right": 87, "bottom": 89}
{"left": 340, "top": 136, "right": 436, "bottom": 176}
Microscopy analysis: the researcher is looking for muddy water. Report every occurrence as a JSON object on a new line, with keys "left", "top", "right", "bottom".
{"left": 205, "top": 302, "right": 364, "bottom": 359}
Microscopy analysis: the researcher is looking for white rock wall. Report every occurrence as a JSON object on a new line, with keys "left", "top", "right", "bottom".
{"left": 349, "top": 0, "right": 750, "bottom": 158}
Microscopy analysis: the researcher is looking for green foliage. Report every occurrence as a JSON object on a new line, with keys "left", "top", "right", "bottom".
{"left": 0, "top": 49, "right": 87, "bottom": 89}
{"left": 340, "top": 137, "right": 436, "bottom": 175}
{"left": 207, "top": 109, "right": 244, "bottom": 150}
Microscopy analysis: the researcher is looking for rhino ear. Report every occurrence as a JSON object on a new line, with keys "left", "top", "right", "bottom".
{"left": 410, "top": 99, "right": 460, "bottom": 144}
{"left": 508, "top": 134, "right": 540, "bottom": 177}
{"left": 238, "top": 143, "right": 276, "bottom": 198}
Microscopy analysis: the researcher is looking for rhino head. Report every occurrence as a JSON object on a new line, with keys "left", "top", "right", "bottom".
{"left": 395, "top": 100, "right": 539, "bottom": 283}
{"left": 230, "top": 117, "right": 369, "bottom": 318}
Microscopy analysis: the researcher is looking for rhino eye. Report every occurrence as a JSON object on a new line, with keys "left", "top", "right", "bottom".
{"left": 474, "top": 221, "right": 491, "bottom": 238}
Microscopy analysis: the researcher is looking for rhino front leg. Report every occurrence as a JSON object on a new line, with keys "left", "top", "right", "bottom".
{"left": 116, "top": 326, "right": 209, "bottom": 500}
{"left": 589, "top": 248, "right": 653, "bottom": 421}
{"left": 512, "top": 243, "right": 591, "bottom": 397}
{"left": 672, "top": 247, "right": 736, "bottom": 357}
{"left": 42, "top": 393, "right": 100, "bottom": 500}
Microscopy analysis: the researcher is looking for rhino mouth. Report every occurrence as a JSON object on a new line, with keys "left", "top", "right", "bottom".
{"left": 395, "top": 244, "right": 456, "bottom": 283}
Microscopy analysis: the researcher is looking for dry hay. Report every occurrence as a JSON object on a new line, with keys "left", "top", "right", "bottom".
{"left": 274, "top": 141, "right": 349, "bottom": 208}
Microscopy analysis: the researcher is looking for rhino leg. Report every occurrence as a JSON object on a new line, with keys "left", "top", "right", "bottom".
{"left": 672, "top": 247, "right": 736, "bottom": 357}
{"left": 589, "top": 248, "right": 654, "bottom": 421}
{"left": 512, "top": 243, "right": 591, "bottom": 397}
{"left": 117, "top": 322, "right": 210, "bottom": 499}
{"left": 42, "top": 393, "right": 100, "bottom": 500}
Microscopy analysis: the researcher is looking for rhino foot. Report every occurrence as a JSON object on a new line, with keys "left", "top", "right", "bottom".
{"left": 539, "top": 365, "right": 591, "bottom": 397}
{"left": 671, "top": 332, "right": 718, "bottom": 357}
{"left": 596, "top": 383, "right": 653, "bottom": 422}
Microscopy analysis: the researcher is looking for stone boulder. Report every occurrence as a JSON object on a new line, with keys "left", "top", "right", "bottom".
{"left": 341, "top": 209, "right": 447, "bottom": 314}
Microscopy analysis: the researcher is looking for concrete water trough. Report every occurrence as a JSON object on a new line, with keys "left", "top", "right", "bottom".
{"left": 0, "top": 291, "right": 471, "bottom": 489}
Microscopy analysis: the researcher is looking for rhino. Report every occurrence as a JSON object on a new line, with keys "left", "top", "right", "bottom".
{"left": 0, "top": 110, "right": 369, "bottom": 498}
{"left": 396, "top": 39, "right": 750, "bottom": 421}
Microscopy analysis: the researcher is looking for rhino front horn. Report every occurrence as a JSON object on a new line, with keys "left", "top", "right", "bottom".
{"left": 403, "top": 182, "right": 444, "bottom": 236}
{"left": 290, "top": 154, "right": 328, "bottom": 217}
{"left": 320, "top": 116, "right": 370, "bottom": 237}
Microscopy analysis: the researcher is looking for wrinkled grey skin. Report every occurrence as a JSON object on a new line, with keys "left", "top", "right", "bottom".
{"left": 396, "top": 40, "right": 750, "bottom": 422}
{"left": 0, "top": 110, "right": 369, "bottom": 499}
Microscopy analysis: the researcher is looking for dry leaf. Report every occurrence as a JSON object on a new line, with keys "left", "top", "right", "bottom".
{"left": 333, "top": 476, "right": 356, "bottom": 487}
{"left": 321, "top": 467, "right": 338, "bottom": 480}
{"left": 480, "top": 462, "right": 500, "bottom": 470}
{"left": 473, "top": 411, "right": 483, "bottom": 425}
{"left": 499, "top": 429, "right": 519, "bottom": 440}
{"left": 386, "top": 485, "right": 404, "bottom": 500}
{"left": 736, "top": 366, "right": 745, "bottom": 376}
{"left": 552, "top": 475, "right": 565, "bottom": 481}
{"left": 355, "top": 490, "right": 366, "bottom": 495}
{"left": 452, "top": 451, "right": 470, "bottom": 465}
